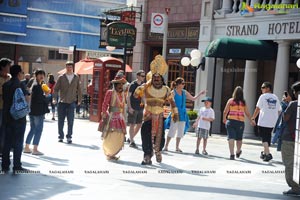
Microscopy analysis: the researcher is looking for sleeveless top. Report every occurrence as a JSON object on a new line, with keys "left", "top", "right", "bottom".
{"left": 227, "top": 98, "right": 246, "bottom": 122}
{"left": 174, "top": 89, "right": 187, "bottom": 121}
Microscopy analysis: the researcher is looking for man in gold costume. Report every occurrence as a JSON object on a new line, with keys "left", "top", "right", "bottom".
{"left": 134, "top": 55, "right": 178, "bottom": 165}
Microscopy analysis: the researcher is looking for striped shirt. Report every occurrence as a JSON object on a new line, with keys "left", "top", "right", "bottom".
{"left": 227, "top": 99, "right": 245, "bottom": 122}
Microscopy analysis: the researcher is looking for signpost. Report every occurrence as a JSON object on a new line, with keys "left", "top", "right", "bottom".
{"left": 106, "top": 22, "right": 137, "bottom": 70}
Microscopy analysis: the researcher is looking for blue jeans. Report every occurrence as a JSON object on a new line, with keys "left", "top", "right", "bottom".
{"left": 57, "top": 102, "right": 76, "bottom": 139}
{"left": 1, "top": 118, "right": 26, "bottom": 170}
{"left": 26, "top": 115, "right": 45, "bottom": 145}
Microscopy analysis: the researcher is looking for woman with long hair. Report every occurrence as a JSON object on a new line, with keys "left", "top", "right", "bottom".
{"left": 164, "top": 77, "right": 205, "bottom": 153}
{"left": 223, "top": 86, "right": 254, "bottom": 160}
{"left": 47, "top": 74, "right": 56, "bottom": 120}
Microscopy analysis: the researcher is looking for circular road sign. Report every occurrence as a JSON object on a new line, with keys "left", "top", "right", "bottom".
{"left": 153, "top": 14, "right": 163, "bottom": 26}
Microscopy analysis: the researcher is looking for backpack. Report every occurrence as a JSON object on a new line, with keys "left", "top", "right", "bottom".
{"left": 10, "top": 88, "right": 30, "bottom": 120}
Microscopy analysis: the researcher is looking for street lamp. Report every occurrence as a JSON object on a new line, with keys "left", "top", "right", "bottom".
{"left": 180, "top": 49, "right": 205, "bottom": 70}
{"left": 297, "top": 58, "right": 300, "bottom": 69}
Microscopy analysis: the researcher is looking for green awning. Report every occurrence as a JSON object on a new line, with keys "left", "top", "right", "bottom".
{"left": 205, "top": 38, "right": 277, "bottom": 60}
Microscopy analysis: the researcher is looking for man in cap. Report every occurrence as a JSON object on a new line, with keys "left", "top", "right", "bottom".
{"left": 53, "top": 61, "right": 82, "bottom": 144}
{"left": 251, "top": 82, "right": 281, "bottom": 161}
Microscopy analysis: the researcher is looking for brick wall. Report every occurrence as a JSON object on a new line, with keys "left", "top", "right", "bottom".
{"left": 146, "top": 0, "right": 202, "bottom": 23}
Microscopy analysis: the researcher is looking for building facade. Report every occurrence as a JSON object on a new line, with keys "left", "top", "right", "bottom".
{"left": 0, "top": 0, "right": 126, "bottom": 75}
{"left": 198, "top": 0, "right": 300, "bottom": 135}
{"left": 132, "top": 0, "right": 202, "bottom": 107}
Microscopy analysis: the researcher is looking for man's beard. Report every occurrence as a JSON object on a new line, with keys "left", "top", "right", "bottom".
{"left": 153, "top": 82, "right": 163, "bottom": 89}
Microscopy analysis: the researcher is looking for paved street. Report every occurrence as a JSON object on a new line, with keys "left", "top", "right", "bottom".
{"left": 0, "top": 114, "right": 298, "bottom": 200}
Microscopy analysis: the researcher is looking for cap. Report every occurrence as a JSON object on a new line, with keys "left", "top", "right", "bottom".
{"left": 201, "top": 96, "right": 213, "bottom": 102}
{"left": 65, "top": 61, "right": 74, "bottom": 65}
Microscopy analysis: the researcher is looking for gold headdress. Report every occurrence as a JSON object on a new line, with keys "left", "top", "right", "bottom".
{"left": 150, "top": 55, "right": 168, "bottom": 76}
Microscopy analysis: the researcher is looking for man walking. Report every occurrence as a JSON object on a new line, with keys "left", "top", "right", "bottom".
{"left": 1, "top": 65, "right": 28, "bottom": 173}
{"left": 281, "top": 81, "right": 300, "bottom": 196}
{"left": 53, "top": 61, "right": 82, "bottom": 144}
{"left": 126, "top": 70, "right": 145, "bottom": 148}
{"left": 251, "top": 82, "right": 281, "bottom": 162}
{"left": 0, "top": 58, "right": 11, "bottom": 157}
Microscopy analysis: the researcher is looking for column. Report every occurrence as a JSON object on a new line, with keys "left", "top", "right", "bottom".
{"left": 243, "top": 60, "right": 258, "bottom": 136}
{"left": 273, "top": 40, "right": 290, "bottom": 100}
{"left": 221, "top": 0, "right": 233, "bottom": 14}
{"left": 212, "top": 58, "right": 224, "bottom": 134}
{"left": 132, "top": 0, "right": 147, "bottom": 79}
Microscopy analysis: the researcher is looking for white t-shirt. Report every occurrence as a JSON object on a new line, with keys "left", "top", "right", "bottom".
{"left": 66, "top": 74, "right": 74, "bottom": 84}
{"left": 256, "top": 93, "right": 281, "bottom": 128}
{"left": 197, "top": 107, "right": 215, "bottom": 130}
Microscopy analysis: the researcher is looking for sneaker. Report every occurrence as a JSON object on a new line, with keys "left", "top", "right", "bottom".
{"left": 129, "top": 142, "right": 138, "bottom": 148}
{"left": 263, "top": 153, "right": 273, "bottom": 162}
{"left": 126, "top": 138, "right": 131, "bottom": 143}
{"left": 260, "top": 151, "right": 266, "bottom": 160}
{"left": 67, "top": 138, "right": 72, "bottom": 144}
{"left": 1, "top": 168, "right": 9, "bottom": 174}
{"left": 236, "top": 150, "right": 242, "bottom": 158}
{"left": 52, "top": 117, "right": 55, "bottom": 120}
{"left": 230, "top": 155, "right": 235, "bottom": 160}
{"left": 283, "top": 189, "right": 300, "bottom": 196}
{"left": 202, "top": 150, "right": 208, "bottom": 155}
{"left": 58, "top": 139, "right": 63, "bottom": 143}
{"left": 141, "top": 155, "right": 152, "bottom": 165}
{"left": 195, "top": 149, "right": 200, "bottom": 154}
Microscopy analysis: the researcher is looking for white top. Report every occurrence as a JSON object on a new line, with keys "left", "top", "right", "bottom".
{"left": 66, "top": 74, "right": 74, "bottom": 84}
{"left": 197, "top": 107, "right": 215, "bottom": 130}
{"left": 256, "top": 93, "right": 281, "bottom": 128}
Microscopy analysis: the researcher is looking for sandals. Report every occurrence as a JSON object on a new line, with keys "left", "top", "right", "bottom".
{"left": 176, "top": 149, "right": 183, "bottom": 153}
{"left": 32, "top": 151, "right": 44, "bottom": 156}
{"left": 23, "top": 149, "right": 32, "bottom": 154}
{"left": 107, "top": 156, "right": 120, "bottom": 161}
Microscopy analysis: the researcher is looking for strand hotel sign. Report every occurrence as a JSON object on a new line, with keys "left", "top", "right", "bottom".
{"left": 225, "top": 20, "right": 300, "bottom": 40}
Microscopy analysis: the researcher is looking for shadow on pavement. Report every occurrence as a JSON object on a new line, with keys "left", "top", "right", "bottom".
{"left": 66, "top": 143, "right": 100, "bottom": 150}
{"left": 23, "top": 154, "right": 70, "bottom": 167}
{"left": 123, "top": 180, "right": 289, "bottom": 199}
{"left": 114, "top": 159, "right": 157, "bottom": 169}
{"left": 0, "top": 173, "right": 83, "bottom": 200}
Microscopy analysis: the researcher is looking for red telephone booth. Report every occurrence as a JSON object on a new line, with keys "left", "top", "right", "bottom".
{"left": 89, "top": 57, "right": 125, "bottom": 122}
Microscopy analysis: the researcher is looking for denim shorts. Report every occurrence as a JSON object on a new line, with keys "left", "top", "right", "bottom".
{"left": 225, "top": 119, "right": 245, "bottom": 140}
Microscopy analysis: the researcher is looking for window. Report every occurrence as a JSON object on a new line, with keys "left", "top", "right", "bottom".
{"left": 167, "top": 60, "right": 196, "bottom": 108}
{"left": 48, "top": 50, "right": 68, "bottom": 60}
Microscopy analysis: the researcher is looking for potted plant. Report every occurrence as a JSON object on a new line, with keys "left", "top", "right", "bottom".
{"left": 187, "top": 110, "right": 198, "bottom": 132}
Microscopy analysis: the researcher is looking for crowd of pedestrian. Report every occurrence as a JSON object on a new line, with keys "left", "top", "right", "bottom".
{"left": 0, "top": 56, "right": 299, "bottom": 196}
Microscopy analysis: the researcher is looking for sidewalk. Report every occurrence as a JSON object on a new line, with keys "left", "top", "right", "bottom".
{"left": 0, "top": 115, "right": 296, "bottom": 200}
